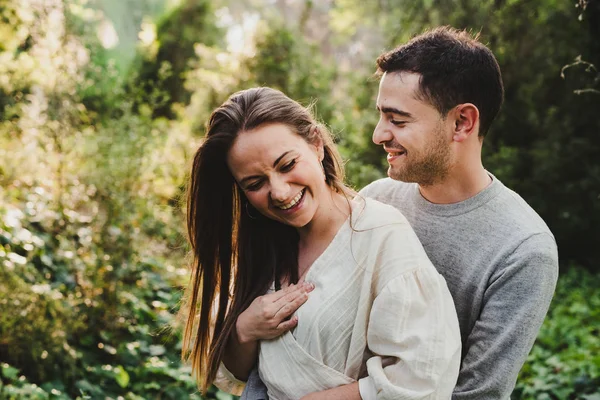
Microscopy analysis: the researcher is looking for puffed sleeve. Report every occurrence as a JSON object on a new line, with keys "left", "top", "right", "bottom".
{"left": 358, "top": 266, "right": 461, "bottom": 400}
{"left": 214, "top": 362, "right": 246, "bottom": 396}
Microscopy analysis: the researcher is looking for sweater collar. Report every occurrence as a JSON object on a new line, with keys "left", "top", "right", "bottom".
{"left": 410, "top": 172, "right": 503, "bottom": 217}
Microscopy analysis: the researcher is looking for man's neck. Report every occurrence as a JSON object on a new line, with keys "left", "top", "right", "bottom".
{"left": 417, "top": 166, "right": 492, "bottom": 205}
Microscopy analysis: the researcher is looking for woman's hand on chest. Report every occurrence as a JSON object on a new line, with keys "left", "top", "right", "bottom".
{"left": 235, "top": 281, "right": 315, "bottom": 343}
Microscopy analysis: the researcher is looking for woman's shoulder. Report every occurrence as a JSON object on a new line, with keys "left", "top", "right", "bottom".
{"left": 351, "top": 195, "right": 410, "bottom": 231}
{"left": 349, "top": 195, "right": 436, "bottom": 287}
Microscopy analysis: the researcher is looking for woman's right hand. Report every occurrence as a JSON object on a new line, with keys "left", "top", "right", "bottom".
{"left": 235, "top": 281, "right": 315, "bottom": 344}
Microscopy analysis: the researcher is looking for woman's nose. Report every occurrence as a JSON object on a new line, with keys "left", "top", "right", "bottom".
{"left": 269, "top": 177, "right": 291, "bottom": 203}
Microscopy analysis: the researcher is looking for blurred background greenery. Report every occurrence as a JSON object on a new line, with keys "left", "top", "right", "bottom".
{"left": 0, "top": 0, "right": 598, "bottom": 398}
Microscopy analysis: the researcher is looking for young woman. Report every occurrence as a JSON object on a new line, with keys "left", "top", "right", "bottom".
{"left": 181, "top": 87, "right": 461, "bottom": 400}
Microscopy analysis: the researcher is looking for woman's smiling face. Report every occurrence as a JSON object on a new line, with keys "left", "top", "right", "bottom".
{"left": 227, "top": 123, "right": 330, "bottom": 230}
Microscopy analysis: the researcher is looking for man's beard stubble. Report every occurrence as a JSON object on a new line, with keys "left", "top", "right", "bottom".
{"left": 387, "top": 126, "right": 451, "bottom": 186}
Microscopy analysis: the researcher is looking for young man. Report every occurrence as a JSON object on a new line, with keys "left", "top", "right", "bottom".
{"left": 241, "top": 27, "right": 558, "bottom": 400}
{"left": 360, "top": 26, "right": 558, "bottom": 399}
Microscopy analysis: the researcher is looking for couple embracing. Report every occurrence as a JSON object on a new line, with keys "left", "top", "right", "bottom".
{"left": 180, "top": 27, "right": 558, "bottom": 400}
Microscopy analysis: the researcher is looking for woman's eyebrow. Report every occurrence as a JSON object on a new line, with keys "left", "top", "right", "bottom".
{"left": 272, "top": 151, "right": 293, "bottom": 167}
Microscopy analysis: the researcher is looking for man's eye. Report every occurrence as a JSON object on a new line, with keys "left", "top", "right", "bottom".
{"left": 280, "top": 159, "right": 296, "bottom": 172}
{"left": 391, "top": 120, "right": 406, "bottom": 126}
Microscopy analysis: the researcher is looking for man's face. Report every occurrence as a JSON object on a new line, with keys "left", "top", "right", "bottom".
{"left": 374, "top": 71, "right": 452, "bottom": 186}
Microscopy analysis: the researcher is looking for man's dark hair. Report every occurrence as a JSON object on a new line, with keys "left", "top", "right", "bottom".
{"left": 376, "top": 26, "right": 504, "bottom": 137}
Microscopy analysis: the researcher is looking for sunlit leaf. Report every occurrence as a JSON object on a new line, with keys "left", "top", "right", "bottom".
{"left": 114, "top": 365, "right": 130, "bottom": 388}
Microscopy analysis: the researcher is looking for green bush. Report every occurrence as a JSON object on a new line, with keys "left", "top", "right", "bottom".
{"left": 514, "top": 267, "right": 600, "bottom": 399}
{"left": 0, "top": 1, "right": 598, "bottom": 399}
{"left": 0, "top": 183, "right": 238, "bottom": 399}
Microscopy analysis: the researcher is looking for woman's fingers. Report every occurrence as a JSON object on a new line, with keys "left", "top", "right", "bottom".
{"left": 272, "top": 282, "right": 314, "bottom": 319}
{"left": 274, "top": 291, "right": 308, "bottom": 319}
{"left": 238, "top": 281, "right": 315, "bottom": 341}
{"left": 272, "top": 281, "right": 314, "bottom": 308}
{"left": 276, "top": 315, "right": 299, "bottom": 333}
{"left": 269, "top": 282, "right": 299, "bottom": 302}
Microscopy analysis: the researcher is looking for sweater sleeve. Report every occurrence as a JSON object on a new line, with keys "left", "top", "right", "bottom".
{"left": 358, "top": 267, "right": 462, "bottom": 400}
{"left": 452, "top": 233, "right": 558, "bottom": 399}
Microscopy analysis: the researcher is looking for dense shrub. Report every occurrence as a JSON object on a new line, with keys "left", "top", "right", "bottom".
{"left": 0, "top": 2, "right": 231, "bottom": 397}
{"left": 0, "top": 183, "right": 210, "bottom": 399}
{"left": 514, "top": 267, "right": 600, "bottom": 399}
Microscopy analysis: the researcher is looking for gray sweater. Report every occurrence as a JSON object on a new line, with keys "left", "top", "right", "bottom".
{"left": 360, "top": 175, "right": 558, "bottom": 399}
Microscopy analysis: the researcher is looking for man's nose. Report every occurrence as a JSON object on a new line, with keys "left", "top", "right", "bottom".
{"left": 373, "top": 119, "right": 392, "bottom": 145}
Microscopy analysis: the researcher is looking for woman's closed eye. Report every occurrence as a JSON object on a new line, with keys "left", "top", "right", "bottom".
{"left": 280, "top": 159, "right": 296, "bottom": 172}
{"left": 245, "top": 179, "right": 264, "bottom": 191}
{"left": 243, "top": 159, "right": 296, "bottom": 191}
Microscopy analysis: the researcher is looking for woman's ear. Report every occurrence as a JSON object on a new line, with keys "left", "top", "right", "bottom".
{"left": 313, "top": 129, "right": 325, "bottom": 161}
{"left": 451, "top": 103, "right": 480, "bottom": 142}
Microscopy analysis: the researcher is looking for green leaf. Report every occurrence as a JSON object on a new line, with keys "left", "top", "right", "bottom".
{"left": 149, "top": 344, "right": 166, "bottom": 356}
{"left": 1, "top": 364, "right": 19, "bottom": 380}
{"left": 143, "top": 382, "right": 161, "bottom": 390}
{"left": 114, "top": 365, "right": 130, "bottom": 388}
{"left": 75, "top": 380, "right": 104, "bottom": 397}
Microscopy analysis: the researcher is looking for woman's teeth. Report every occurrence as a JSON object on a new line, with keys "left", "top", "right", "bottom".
{"left": 278, "top": 189, "right": 304, "bottom": 210}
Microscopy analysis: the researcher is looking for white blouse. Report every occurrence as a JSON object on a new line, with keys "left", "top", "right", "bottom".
{"left": 217, "top": 197, "right": 461, "bottom": 400}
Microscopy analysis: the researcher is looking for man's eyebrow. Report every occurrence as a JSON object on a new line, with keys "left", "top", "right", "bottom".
{"left": 239, "top": 151, "right": 293, "bottom": 186}
{"left": 376, "top": 105, "right": 413, "bottom": 119}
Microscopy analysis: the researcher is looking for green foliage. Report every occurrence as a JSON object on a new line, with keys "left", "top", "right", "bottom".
{"left": 0, "top": 0, "right": 599, "bottom": 398}
{"left": 133, "top": 0, "right": 222, "bottom": 119}
{"left": 244, "top": 22, "right": 335, "bottom": 113}
{"left": 0, "top": 1, "right": 229, "bottom": 398}
{"left": 0, "top": 363, "right": 60, "bottom": 400}
{"left": 0, "top": 222, "right": 80, "bottom": 384}
{"left": 514, "top": 267, "right": 600, "bottom": 399}
{"left": 0, "top": 180, "right": 205, "bottom": 399}
{"left": 478, "top": 0, "right": 600, "bottom": 269}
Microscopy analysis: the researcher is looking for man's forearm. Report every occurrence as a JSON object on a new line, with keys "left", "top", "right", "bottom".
{"left": 300, "top": 382, "right": 361, "bottom": 400}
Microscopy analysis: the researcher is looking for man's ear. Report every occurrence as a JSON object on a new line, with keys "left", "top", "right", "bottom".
{"left": 451, "top": 104, "right": 479, "bottom": 142}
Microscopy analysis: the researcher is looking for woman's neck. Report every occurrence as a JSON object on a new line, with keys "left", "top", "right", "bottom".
{"left": 294, "top": 190, "right": 351, "bottom": 278}
{"left": 297, "top": 190, "right": 350, "bottom": 244}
